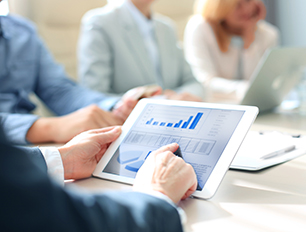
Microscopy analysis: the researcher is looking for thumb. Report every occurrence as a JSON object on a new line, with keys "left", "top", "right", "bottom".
{"left": 93, "top": 126, "right": 122, "bottom": 145}
{"left": 123, "top": 98, "right": 138, "bottom": 109}
{"left": 150, "top": 86, "right": 163, "bottom": 97}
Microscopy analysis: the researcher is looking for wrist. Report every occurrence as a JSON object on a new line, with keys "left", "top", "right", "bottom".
{"left": 58, "top": 146, "right": 75, "bottom": 180}
{"left": 26, "top": 117, "right": 57, "bottom": 143}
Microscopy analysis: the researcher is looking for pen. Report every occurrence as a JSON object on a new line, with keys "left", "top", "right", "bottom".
{"left": 259, "top": 131, "right": 301, "bottom": 138}
{"left": 260, "top": 145, "right": 296, "bottom": 160}
{"left": 174, "top": 146, "right": 183, "bottom": 158}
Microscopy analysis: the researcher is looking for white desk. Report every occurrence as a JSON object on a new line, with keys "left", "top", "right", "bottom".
{"left": 67, "top": 111, "right": 306, "bottom": 232}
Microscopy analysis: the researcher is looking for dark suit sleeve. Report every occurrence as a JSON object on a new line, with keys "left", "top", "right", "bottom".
{"left": 0, "top": 142, "right": 182, "bottom": 232}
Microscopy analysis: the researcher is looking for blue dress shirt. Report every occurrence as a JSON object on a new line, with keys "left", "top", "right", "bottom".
{"left": 0, "top": 15, "right": 118, "bottom": 145}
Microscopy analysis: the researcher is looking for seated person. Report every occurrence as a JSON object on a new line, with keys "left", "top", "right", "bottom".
{"left": 78, "top": 0, "right": 205, "bottom": 102}
{"left": 0, "top": 13, "right": 157, "bottom": 145}
{"left": 184, "top": 0, "right": 279, "bottom": 99}
{"left": 0, "top": 124, "right": 197, "bottom": 231}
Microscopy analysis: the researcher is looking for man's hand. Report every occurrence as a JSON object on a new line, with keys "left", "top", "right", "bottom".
{"left": 58, "top": 126, "right": 121, "bottom": 180}
{"left": 164, "top": 90, "right": 202, "bottom": 102}
{"left": 112, "top": 98, "right": 138, "bottom": 123}
{"left": 133, "top": 143, "right": 198, "bottom": 204}
{"left": 26, "top": 105, "right": 123, "bottom": 144}
{"left": 112, "top": 85, "right": 163, "bottom": 121}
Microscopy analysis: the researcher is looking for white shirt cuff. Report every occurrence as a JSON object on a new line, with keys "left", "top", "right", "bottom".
{"left": 39, "top": 147, "right": 64, "bottom": 186}
{"left": 136, "top": 190, "right": 187, "bottom": 231}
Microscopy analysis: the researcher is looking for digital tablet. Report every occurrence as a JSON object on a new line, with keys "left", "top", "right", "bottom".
{"left": 93, "top": 99, "right": 258, "bottom": 199}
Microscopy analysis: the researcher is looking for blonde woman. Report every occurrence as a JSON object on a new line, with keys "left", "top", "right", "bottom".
{"left": 184, "top": 0, "right": 279, "bottom": 99}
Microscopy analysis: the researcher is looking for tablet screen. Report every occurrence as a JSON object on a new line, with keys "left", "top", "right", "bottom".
{"left": 103, "top": 103, "right": 245, "bottom": 190}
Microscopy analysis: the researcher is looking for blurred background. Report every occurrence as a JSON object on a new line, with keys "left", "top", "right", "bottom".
{"left": 1, "top": 0, "right": 306, "bottom": 47}
{"left": 263, "top": 0, "right": 306, "bottom": 46}
{"left": 1, "top": 0, "right": 306, "bottom": 113}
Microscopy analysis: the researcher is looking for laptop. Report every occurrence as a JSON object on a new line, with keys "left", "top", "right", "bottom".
{"left": 239, "top": 47, "right": 306, "bottom": 112}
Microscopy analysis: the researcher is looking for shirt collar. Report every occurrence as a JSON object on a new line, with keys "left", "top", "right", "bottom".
{"left": 125, "top": 0, "right": 154, "bottom": 37}
{"left": 231, "top": 36, "right": 244, "bottom": 48}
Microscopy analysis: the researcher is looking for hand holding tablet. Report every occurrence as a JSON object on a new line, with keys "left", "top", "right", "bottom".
{"left": 93, "top": 99, "right": 258, "bottom": 199}
{"left": 121, "top": 85, "right": 162, "bottom": 101}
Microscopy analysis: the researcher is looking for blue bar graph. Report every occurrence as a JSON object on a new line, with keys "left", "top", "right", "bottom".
{"left": 145, "top": 112, "right": 203, "bottom": 130}
{"left": 146, "top": 118, "right": 153, "bottom": 125}
{"left": 182, "top": 116, "right": 193, "bottom": 129}
{"left": 174, "top": 120, "right": 183, "bottom": 128}
{"left": 189, "top": 113, "right": 203, "bottom": 130}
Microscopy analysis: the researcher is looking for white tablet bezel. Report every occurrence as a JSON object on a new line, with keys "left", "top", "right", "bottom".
{"left": 93, "top": 99, "right": 258, "bottom": 199}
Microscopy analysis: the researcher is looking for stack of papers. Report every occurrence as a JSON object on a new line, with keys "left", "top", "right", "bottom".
{"left": 230, "top": 131, "right": 306, "bottom": 171}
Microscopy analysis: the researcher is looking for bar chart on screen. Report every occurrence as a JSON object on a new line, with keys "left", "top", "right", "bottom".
{"left": 138, "top": 104, "right": 209, "bottom": 133}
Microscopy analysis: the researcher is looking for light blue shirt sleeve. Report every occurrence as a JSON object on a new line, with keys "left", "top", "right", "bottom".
{"left": 0, "top": 113, "right": 39, "bottom": 145}
{"left": 0, "top": 16, "right": 120, "bottom": 145}
{"left": 33, "top": 35, "right": 119, "bottom": 115}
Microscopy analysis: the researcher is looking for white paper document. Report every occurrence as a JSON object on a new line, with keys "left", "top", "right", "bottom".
{"left": 231, "top": 131, "right": 306, "bottom": 171}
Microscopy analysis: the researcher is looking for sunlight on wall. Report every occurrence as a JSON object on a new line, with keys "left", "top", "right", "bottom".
{"left": 0, "top": 0, "right": 9, "bottom": 16}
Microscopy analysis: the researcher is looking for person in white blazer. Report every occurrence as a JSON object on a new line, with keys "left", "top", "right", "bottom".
{"left": 184, "top": 0, "right": 279, "bottom": 100}
{"left": 78, "top": 0, "right": 205, "bottom": 101}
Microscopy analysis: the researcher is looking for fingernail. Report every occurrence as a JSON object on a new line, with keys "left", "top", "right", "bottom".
{"left": 112, "top": 126, "right": 122, "bottom": 133}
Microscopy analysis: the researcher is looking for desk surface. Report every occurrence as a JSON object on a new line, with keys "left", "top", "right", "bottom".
{"left": 67, "top": 110, "right": 306, "bottom": 232}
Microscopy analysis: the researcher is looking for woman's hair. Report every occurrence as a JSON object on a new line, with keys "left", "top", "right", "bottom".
{"left": 194, "top": 0, "right": 240, "bottom": 52}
